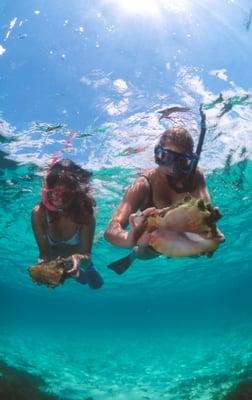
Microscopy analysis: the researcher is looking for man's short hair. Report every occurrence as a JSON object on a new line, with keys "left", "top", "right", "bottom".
{"left": 159, "top": 128, "right": 194, "bottom": 154}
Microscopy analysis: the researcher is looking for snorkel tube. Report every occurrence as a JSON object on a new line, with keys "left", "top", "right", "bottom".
{"left": 196, "top": 104, "right": 206, "bottom": 164}
{"left": 166, "top": 104, "right": 206, "bottom": 193}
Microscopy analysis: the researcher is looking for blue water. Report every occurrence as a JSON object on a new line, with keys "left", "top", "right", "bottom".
{"left": 1, "top": 1, "right": 252, "bottom": 399}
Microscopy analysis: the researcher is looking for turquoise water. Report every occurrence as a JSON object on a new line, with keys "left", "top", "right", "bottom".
{"left": 1, "top": 1, "right": 252, "bottom": 399}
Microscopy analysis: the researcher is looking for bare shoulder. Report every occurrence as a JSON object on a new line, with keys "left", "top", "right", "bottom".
{"left": 31, "top": 203, "right": 44, "bottom": 222}
{"left": 139, "top": 168, "right": 156, "bottom": 179}
{"left": 124, "top": 171, "right": 152, "bottom": 197}
{"left": 133, "top": 169, "right": 156, "bottom": 190}
{"left": 194, "top": 167, "right": 206, "bottom": 188}
{"left": 87, "top": 213, "right": 96, "bottom": 228}
{"left": 192, "top": 167, "right": 210, "bottom": 202}
{"left": 116, "top": 171, "right": 154, "bottom": 214}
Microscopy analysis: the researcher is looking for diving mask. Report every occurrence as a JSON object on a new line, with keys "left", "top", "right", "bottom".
{"left": 154, "top": 144, "right": 199, "bottom": 175}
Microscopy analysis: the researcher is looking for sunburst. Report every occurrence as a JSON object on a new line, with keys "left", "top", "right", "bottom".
{"left": 103, "top": 0, "right": 189, "bottom": 17}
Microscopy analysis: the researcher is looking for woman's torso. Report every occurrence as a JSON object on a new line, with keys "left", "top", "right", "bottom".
{"left": 140, "top": 168, "right": 199, "bottom": 210}
{"left": 43, "top": 209, "right": 82, "bottom": 258}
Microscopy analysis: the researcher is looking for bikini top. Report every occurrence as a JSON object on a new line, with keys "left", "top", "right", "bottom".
{"left": 45, "top": 209, "right": 81, "bottom": 247}
{"left": 47, "top": 229, "right": 81, "bottom": 247}
{"left": 140, "top": 174, "right": 155, "bottom": 210}
{"left": 140, "top": 172, "right": 197, "bottom": 209}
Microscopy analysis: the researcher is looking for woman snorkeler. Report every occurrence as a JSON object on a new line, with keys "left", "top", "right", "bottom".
{"left": 31, "top": 159, "right": 103, "bottom": 289}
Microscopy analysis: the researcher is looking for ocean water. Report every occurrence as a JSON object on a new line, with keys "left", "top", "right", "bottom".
{"left": 1, "top": 1, "right": 252, "bottom": 399}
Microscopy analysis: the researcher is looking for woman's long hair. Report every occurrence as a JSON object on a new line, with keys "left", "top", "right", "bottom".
{"left": 42, "top": 159, "right": 95, "bottom": 224}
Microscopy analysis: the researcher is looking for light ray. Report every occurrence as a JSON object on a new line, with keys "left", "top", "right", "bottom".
{"left": 103, "top": 0, "right": 190, "bottom": 17}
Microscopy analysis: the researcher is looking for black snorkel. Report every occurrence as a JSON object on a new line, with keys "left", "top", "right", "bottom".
{"left": 196, "top": 104, "right": 207, "bottom": 162}
{"left": 165, "top": 104, "right": 206, "bottom": 193}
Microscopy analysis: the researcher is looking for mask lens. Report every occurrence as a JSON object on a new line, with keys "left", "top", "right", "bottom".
{"left": 47, "top": 188, "right": 75, "bottom": 202}
{"left": 155, "top": 146, "right": 176, "bottom": 166}
{"left": 161, "top": 151, "right": 175, "bottom": 165}
{"left": 177, "top": 156, "right": 193, "bottom": 173}
{"left": 155, "top": 145, "right": 197, "bottom": 174}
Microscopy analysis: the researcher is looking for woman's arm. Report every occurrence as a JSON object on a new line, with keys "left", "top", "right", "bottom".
{"left": 68, "top": 214, "right": 95, "bottom": 270}
{"left": 72, "top": 215, "right": 103, "bottom": 288}
{"left": 76, "top": 214, "right": 96, "bottom": 256}
{"left": 104, "top": 177, "right": 150, "bottom": 248}
{"left": 192, "top": 169, "right": 211, "bottom": 202}
{"left": 31, "top": 204, "right": 50, "bottom": 261}
{"left": 192, "top": 169, "right": 225, "bottom": 242}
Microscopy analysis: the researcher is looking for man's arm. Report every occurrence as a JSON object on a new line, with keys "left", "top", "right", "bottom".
{"left": 104, "top": 177, "right": 150, "bottom": 248}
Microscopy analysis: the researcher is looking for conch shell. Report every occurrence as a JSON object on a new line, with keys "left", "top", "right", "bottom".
{"left": 147, "top": 194, "right": 222, "bottom": 239}
{"left": 28, "top": 257, "right": 72, "bottom": 288}
{"left": 134, "top": 194, "right": 224, "bottom": 257}
{"left": 107, "top": 196, "right": 224, "bottom": 275}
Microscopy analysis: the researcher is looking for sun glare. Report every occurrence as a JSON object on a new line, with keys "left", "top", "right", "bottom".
{"left": 104, "top": 0, "right": 189, "bottom": 17}
{"left": 118, "top": 0, "right": 160, "bottom": 15}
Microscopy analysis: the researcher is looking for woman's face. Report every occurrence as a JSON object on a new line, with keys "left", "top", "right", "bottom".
{"left": 47, "top": 184, "right": 76, "bottom": 209}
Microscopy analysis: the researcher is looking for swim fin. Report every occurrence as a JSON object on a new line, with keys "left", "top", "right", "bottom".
{"left": 107, "top": 251, "right": 136, "bottom": 275}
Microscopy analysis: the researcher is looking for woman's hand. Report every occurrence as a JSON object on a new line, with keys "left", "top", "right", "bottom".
{"left": 215, "top": 228, "right": 225, "bottom": 243}
{"left": 66, "top": 254, "right": 92, "bottom": 277}
{"left": 127, "top": 208, "right": 156, "bottom": 246}
{"left": 37, "top": 258, "right": 46, "bottom": 264}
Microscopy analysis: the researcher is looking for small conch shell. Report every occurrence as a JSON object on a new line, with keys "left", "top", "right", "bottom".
{"left": 28, "top": 257, "right": 72, "bottom": 288}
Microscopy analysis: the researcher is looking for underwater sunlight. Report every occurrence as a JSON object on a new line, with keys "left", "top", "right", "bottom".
{"left": 0, "top": 0, "right": 252, "bottom": 399}
{"left": 104, "top": 0, "right": 191, "bottom": 17}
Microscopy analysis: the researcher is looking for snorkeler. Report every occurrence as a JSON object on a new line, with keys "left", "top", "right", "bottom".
{"left": 31, "top": 159, "right": 103, "bottom": 289}
{"left": 104, "top": 120, "right": 225, "bottom": 274}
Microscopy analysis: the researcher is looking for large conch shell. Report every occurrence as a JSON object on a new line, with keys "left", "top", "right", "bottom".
{"left": 146, "top": 194, "right": 222, "bottom": 239}
{"left": 107, "top": 195, "right": 224, "bottom": 275}
{"left": 135, "top": 194, "right": 223, "bottom": 257}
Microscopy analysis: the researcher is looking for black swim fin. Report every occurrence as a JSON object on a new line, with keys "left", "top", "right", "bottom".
{"left": 107, "top": 252, "right": 136, "bottom": 275}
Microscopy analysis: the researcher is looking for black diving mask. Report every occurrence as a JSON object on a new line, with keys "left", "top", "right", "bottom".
{"left": 154, "top": 144, "right": 199, "bottom": 175}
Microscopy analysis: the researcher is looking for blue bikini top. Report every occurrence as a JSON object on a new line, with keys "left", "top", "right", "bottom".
{"left": 47, "top": 228, "right": 81, "bottom": 247}
{"left": 45, "top": 210, "right": 81, "bottom": 247}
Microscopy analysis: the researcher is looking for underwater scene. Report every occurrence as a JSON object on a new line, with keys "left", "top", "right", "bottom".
{"left": 1, "top": 0, "right": 252, "bottom": 399}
